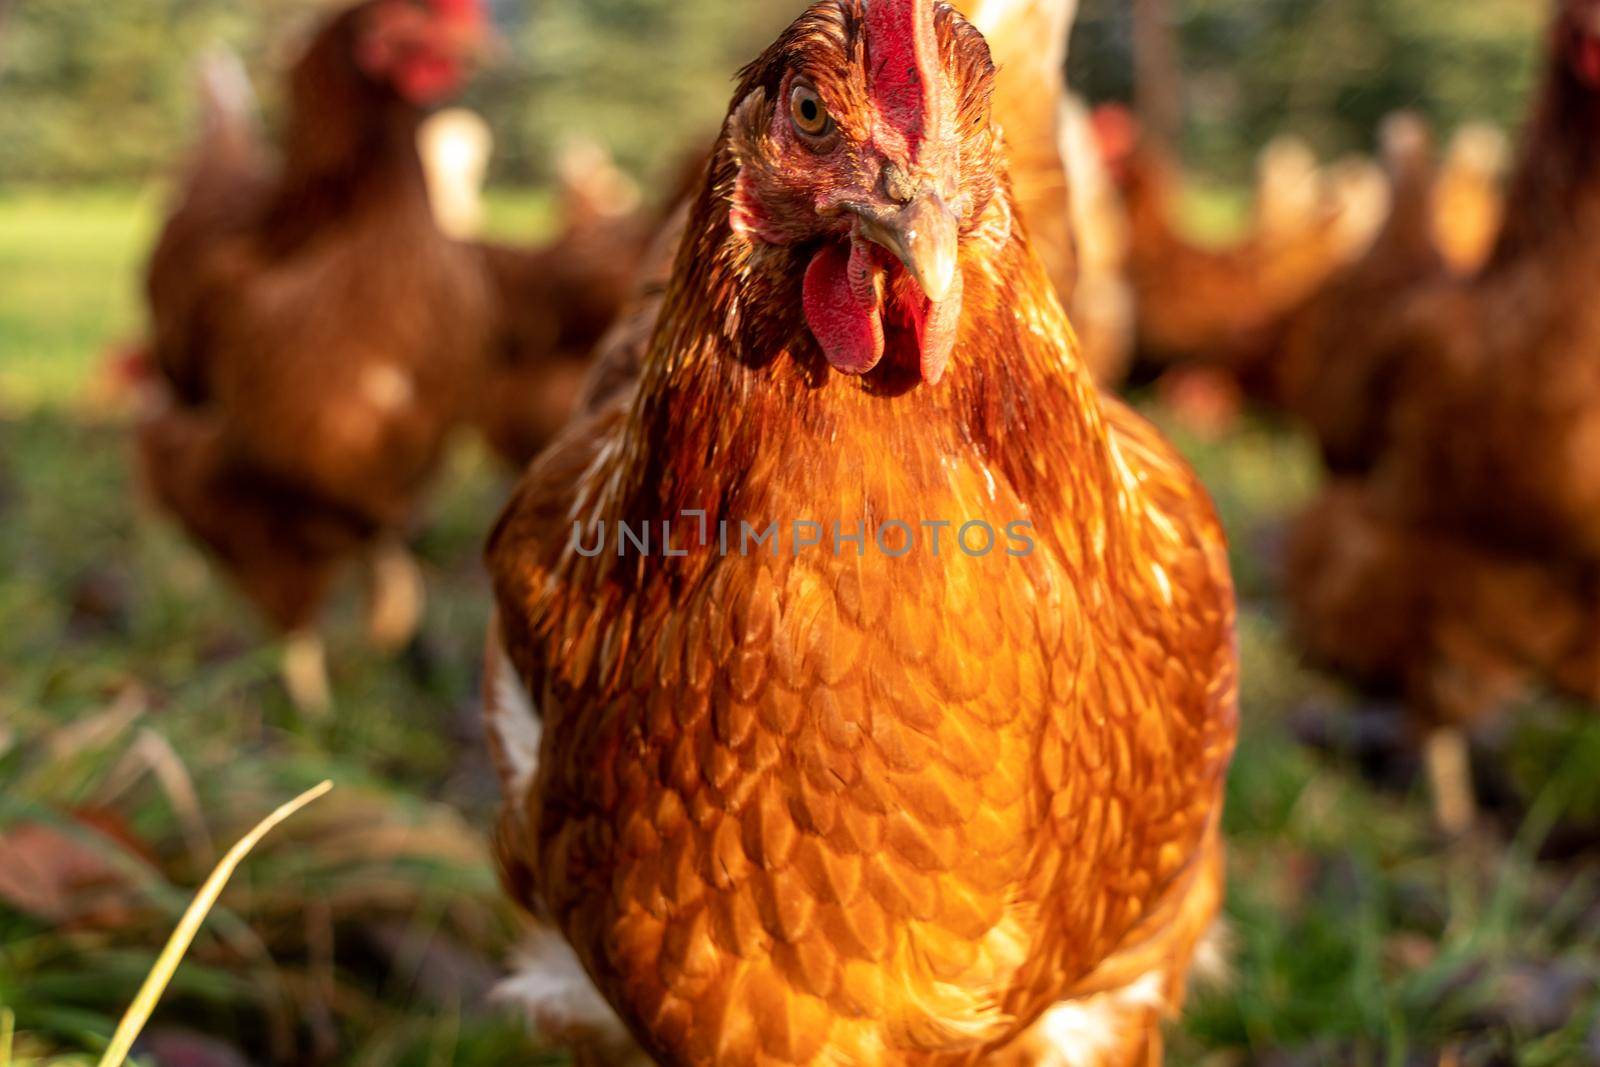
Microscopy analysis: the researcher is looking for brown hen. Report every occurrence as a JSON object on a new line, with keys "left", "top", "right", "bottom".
{"left": 1287, "top": 0, "right": 1600, "bottom": 831}
{"left": 478, "top": 0, "right": 1095, "bottom": 472}
{"left": 1274, "top": 112, "right": 1446, "bottom": 474}
{"left": 1374, "top": 0, "right": 1600, "bottom": 560}
{"left": 137, "top": 0, "right": 491, "bottom": 711}
{"left": 483, "top": 2, "right": 1238, "bottom": 1064}
{"left": 1117, "top": 129, "right": 1385, "bottom": 390}
{"left": 471, "top": 144, "right": 694, "bottom": 470}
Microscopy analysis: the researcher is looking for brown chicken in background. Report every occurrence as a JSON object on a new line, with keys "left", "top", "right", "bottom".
{"left": 1287, "top": 0, "right": 1600, "bottom": 833}
{"left": 1253, "top": 136, "right": 1335, "bottom": 246}
{"left": 1260, "top": 113, "right": 1510, "bottom": 470}
{"left": 471, "top": 144, "right": 683, "bottom": 470}
{"left": 483, "top": 1, "right": 1237, "bottom": 1063}
{"left": 961, "top": 0, "right": 1078, "bottom": 301}
{"left": 1274, "top": 112, "right": 1446, "bottom": 474}
{"left": 1055, "top": 98, "right": 1138, "bottom": 388}
{"left": 1115, "top": 123, "right": 1387, "bottom": 394}
{"left": 136, "top": 0, "right": 491, "bottom": 712}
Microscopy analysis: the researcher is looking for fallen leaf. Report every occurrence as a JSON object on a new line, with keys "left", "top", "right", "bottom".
{"left": 137, "top": 1030, "right": 257, "bottom": 1067}
{"left": 0, "top": 818, "right": 140, "bottom": 928}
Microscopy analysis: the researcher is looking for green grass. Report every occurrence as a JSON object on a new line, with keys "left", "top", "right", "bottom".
{"left": 3, "top": 189, "right": 1600, "bottom": 1066}
{"left": 0, "top": 188, "right": 157, "bottom": 408}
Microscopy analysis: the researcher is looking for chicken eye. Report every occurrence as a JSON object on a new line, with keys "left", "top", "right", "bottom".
{"left": 789, "top": 84, "right": 833, "bottom": 141}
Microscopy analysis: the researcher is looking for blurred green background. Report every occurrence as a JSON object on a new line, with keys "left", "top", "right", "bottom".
{"left": 0, "top": 0, "right": 1545, "bottom": 187}
{"left": 4, "top": 2, "right": 1600, "bottom": 1067}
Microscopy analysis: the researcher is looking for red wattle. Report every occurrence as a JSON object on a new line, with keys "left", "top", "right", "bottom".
{"left": 1579, "top": 37, "right": 1600, "bottom": 89}
{"left": 429, "top": 0, "right": 485, "bottom": 21}
{"left": 804, "top": 243, "right": 884, "bottom": 375}
{"left": 918, "top": 269, "right": 963, "bottom": 386}
{"left": 397, "top": 55, "right": 463, "bottom": 105}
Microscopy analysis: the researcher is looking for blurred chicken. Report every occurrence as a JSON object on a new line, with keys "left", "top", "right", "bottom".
{"left": 1253, "top": 136, "right": 1325, "bottom": 245}
{"left": 420, "top": 106, "right": 493, "bottom": 239}
{"left": 1275, "top": 112, "right": 1446, "bottom": 473}
{"left": 1431, "top": 122, "right": 1510, "bottom": 277}
{"left": 1318, "top": 154, "right": 1391, "bottom": 258}
{"left": 1272, "top": 114, "right": 1512, "bottom": 469}
{"left": 1288, "top": 0, "right": 1600, "bottom": 832}
{"left": 483, "top": 1, "right": 1237, "bottom": 1064}
{"left": 1289, "top": 485, "right": 1600, "bottom": 835}
{"left": 470, "top": 141, "right": 671, "bottom": 469}
{"left": 137, "top": 0, "right": 491, "bottom": 712}
{"left": 1375, "top": 0, "right": 1600, "bottom": 571}
{"left": 1116, "top": 122, "right": 1387, "bottom": 391}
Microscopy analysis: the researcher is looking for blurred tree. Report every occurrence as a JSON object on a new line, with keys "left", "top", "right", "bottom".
{"left": 0, "top": 0, "right": 241, "bottom": 183}
{"left": 489, "top": 0, "right": 790, "bottom": 183}
{"left": 0, "top": 0, "right": 787, "bottom": 187}
{"left": 1072, "top": 0, "right": 1544, "bottom": 179}
{"left": 0, "top": 0, "right": 1554, "bottom": 188}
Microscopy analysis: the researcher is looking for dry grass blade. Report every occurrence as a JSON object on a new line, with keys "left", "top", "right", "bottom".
{"left": 94, "top": 780, "right": 334, "bottom": 1067}
{"left": 2, "top": 1007, "right": 14, "bottom": 1067}
{"left": 105, "top": 728, "right": 218, "bottom": 867}
{"left": 44, "top": 686, "right": 147, "bottom": 764}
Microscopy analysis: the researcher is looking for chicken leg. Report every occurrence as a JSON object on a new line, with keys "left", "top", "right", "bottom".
{"left": 366, "top": 539, "right": 425, "bottom": 653}
{"left": 282, "top": 629, "right": 332, "bottom": 717}
{"left": 1423, "top": 726, "right": 1476, "bottom": 836}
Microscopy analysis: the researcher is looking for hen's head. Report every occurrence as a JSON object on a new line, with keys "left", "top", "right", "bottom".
{"left": 357, "top": 0, "right": 488, "bottom": 107}
{"left": 1559, "top": 0, "right": 1600, "bottom": 89}
{"left": 722, "top": 0, "right": 1000, "bottom": 385}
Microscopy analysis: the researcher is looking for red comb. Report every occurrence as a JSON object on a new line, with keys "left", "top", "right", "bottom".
{"left": 428, "top": 0, "right": 484, "bottom": 22}
{"left": 1090, "top": 104, "right": 1139, "bottom": 164}
{"left": 864, "top": 0, "right": 942, "bottom": 159}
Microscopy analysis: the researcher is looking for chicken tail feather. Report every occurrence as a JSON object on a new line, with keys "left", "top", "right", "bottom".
{"left": 174, "top": 47, "right": 264, "bottom": 211}
{"left": 483, "top": 615, "right": 545, "bottom": 815}
{"left": 966, "top": 0, "right": 1076, "bottom": 70}
{"left": 197, "top": 47, "right": 260, "bottom": 145}
{"left": 495, "top": 928, "right": 642, "bottom": 1064}
{"left": 965, "top": 0, "right": 1080, "bottom": 299}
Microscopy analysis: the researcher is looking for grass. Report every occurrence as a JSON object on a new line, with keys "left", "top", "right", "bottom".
{"left": 0, "top": 188, "right": 157, "bottom": 408}
{"left": 95, "top": 780, "right": 333, "bottom": 1067}
{"left": 2, "top": 188, "right": 1600, "bottom": 1066}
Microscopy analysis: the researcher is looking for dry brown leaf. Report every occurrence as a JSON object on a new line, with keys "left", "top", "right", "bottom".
{"left": 0, "top": 819, "right": 140, "bottom": 928}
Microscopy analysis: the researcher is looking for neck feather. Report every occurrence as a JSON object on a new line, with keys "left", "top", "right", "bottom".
{"left": 262, "top": 16, "right": 431, "bottom": 252}
{"left": 1488, "top": 40, "right": 1600, "bottom": 267}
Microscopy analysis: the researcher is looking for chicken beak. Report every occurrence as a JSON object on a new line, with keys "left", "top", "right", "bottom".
{"left": 852, "top": 190, "right": 960, "bottom": 304}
